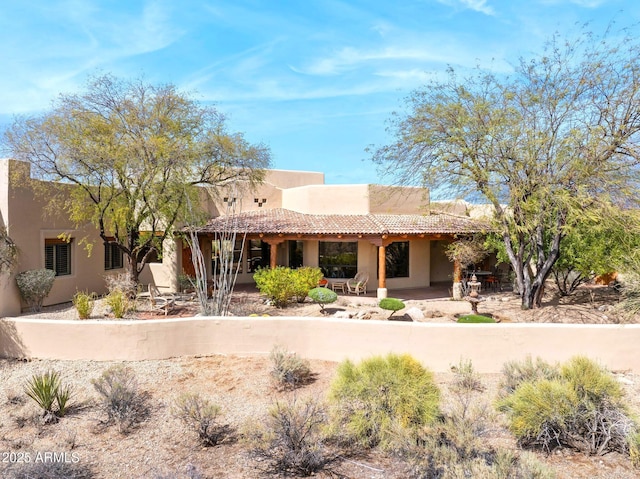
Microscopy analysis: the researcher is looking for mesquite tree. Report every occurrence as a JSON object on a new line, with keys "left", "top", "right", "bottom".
{"left": 372, "top": 27, "right": 640, "bottom": 308}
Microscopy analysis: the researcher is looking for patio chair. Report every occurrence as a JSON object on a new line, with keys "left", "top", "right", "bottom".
{"left": 148, "top": 284, "right": 176, "bottom": 316}
{"left": 346, "top": 272, "right": 369, "bottom": 295}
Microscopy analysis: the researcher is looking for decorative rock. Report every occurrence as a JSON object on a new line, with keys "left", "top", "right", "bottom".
{"left": 333, "top": 311, "right": 353, "bottom": 319}
{"left": 355, "top": 310, "right": 372, "bottom": 320}
{"left": 405, "top": 307, "right": 425, "bottom": 321}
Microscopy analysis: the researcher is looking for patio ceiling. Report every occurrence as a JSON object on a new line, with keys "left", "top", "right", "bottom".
{"left": 192, "top": 208, "right": 489, "bottom": 238}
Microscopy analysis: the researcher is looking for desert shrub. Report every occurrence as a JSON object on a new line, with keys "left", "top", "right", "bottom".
{"left": 399, "top": 360, "right": 555, "bottom": 479}
{"left": 307, "top": 287, "right": 337, "bottom": 314}
{"left": 173, "top": 392, "right": 230, "bottom": 446}
{"left": 329, "top": 353, "right": 440, "bottom": 449}
{"left": 92, "top": 365, "right": 148, "bottom": 433}
{"left": 24, "top": 370, "right": 73, "bottom": 423}
{"left": 73, "top": 290, "right": 96, "bottom": 319}
{"left": 457, "top": 314, "right": 496, "bottom": 323}
{"left": 104, "top": 271, "right": 136, "bottom": 298}
{"left": 498, "top": 356, "right": 560, "bottom": 399}
{"left": 15, "top": 268, "right": 56, "bottom": 312}
{"left": 251, "top": 397, "right": 336, "bottom": 476}
{"left": 270, "top": 345, "right": 313, "bottom": 390}
{"left": 450, "top": 358, "right": 484, "bottom": 394}
{"left": 629, "top": 431, "right": 640, "bottom": 468}
{"left": 152, "top": 464, "right": 203, "bottom": 479}
{"left": 379, "top": 297, "right": 405, "bottom": 319}
{"left": 105, "top": 289, "right": 132, "bottom": 318}
{"left": 254, "top": 266, "right": 297, "bottom": 307}
{"left": 497, "top": 355, "right": 636, "bottom": 455}
{"left": 5, "top": 460, "right": 94, "bottom": 479}
{"left": 291, "top": 267, "right": 324, "bottom": 302}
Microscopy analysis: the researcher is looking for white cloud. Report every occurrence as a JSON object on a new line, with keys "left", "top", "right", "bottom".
{"left": 436, "top": 0, "right": 496, "bottom": 15}
{"left": 0, "top": 0, "right": 184, "bottom": 114}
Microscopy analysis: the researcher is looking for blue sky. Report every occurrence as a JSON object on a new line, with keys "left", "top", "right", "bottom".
{"left": 0, "top": 0, "right": 637, "bottom": 184}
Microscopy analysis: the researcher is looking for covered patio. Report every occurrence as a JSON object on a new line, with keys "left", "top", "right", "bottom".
{"left": 189, "top": 208, "right": 488, "bottom": 298}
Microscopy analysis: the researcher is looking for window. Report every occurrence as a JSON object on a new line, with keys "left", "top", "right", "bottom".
{"left": 104, "top": 240, "right": 123, "bottom": 270}
{"left": 289, "top": 240, "right": 303, "bottom": 268}
{"left": 319, "top": 241, "right": 357, "bottom": 278}
{"left": 248, "top": 240, "right": 269, "bottom": 272}
{"left": 45, "top": 239, "right": 72, "bottom": 276}
{"left": 212, "top": 238, "right": 244, "bottom": 273}
{"left": 384, "top": 241, "right": 410, "bottom": 278}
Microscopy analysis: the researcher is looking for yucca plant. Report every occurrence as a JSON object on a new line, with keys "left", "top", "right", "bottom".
{"left": 24, "top": 370, "right": 73, "bottom": 423}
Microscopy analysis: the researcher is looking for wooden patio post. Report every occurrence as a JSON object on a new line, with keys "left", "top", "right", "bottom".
{"left": 377, "top": 243, "right": 387, "bottom": 300}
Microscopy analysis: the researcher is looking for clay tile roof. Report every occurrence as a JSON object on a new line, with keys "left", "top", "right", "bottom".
{"left": 194, "top": 208, "right": 488, "bottom": 236}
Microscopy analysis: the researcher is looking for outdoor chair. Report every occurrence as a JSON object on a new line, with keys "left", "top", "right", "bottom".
{"left": 147, "top": 284, "right": 176, "bottom": 316}
{"left": 346, "top": 272, "right": 369, "bottom": 295}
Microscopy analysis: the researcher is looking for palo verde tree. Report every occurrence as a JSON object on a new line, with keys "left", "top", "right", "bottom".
{"left": 552, "top": 209, "right": 640, "bottom": 296}
{"left": 372, "top": 27, "right": 640, "bottom": 309}
{"left": 3, "top": 74, "right": 271, "bottom": 284}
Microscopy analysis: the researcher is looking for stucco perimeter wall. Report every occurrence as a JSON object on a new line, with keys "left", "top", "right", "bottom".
{"left": 2, "top": 318, "right": 639, "bottom": 374}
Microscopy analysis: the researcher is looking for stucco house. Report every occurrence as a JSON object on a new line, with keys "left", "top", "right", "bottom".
{"left": 0, "top": 158, "right": 488, "bottom": 317}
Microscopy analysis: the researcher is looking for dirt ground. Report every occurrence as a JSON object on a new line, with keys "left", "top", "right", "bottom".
{"left": 1, "top": 284, "right": 638, "bottom": 478}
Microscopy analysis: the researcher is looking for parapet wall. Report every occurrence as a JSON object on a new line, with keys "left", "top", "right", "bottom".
{"left": 1, "top": 317, "right": 638, "bottom": 373}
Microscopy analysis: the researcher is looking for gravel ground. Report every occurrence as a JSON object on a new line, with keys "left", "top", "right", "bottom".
{"left": 1, "top": 355, "right": 639, "bottom": 479}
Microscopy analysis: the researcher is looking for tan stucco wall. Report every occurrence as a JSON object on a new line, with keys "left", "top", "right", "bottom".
{"left": 0, "top": 160, "right": 126, "bottom": 316}
{"left": 282, "top": 184, "right": 372, "bottom": 214}
{"left": 368, "top": 185, "right": 430, "bottom": 214}
{"left": 2, "top": 317, "right": 639, "bottom": 374}
{"left": 281, "top": 184, "right": 431, "bottom": 216}
{"left": 430, "top": 240, "right": 455, "bottom": 282}
{"left": 264, "top": 169, "right": 325, "bottom": 189}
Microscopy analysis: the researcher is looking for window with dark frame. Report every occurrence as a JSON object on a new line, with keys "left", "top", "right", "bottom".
{"left": 383, "top": 241, "right": 410, "bottom": 278}
{"left": 44, "top": 238, "right": 72, "bottom": 276}
{"left": 104, "top": 240, "right": 124, "bottom": 270}
{"left": 319, "top": 241, "right": 357, "bottom": 278}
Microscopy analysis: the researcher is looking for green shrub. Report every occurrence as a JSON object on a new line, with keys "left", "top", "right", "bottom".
{"left": 251, "top": 397, "right": 335, "bottom": 476}
{"left": 291, "top": 267, "right": 324, "bottom": 302}
{"left": 105, "top": 289, "right": 132, "bottom": 318}
{"left": 254, "top": 266, "right": 325, "bottom": 307}
{"left": 497, "top": 356, "right": 635, "bottom": 455}
{"left": 173, "top": 392, "right": 229, "bottom": 446}
{"left": 92, "top": 365, "right": 148, "bottom": 433}
{"left": 457, "top": 314, "right": 496, "bottom": 323}
{"left": 254, "top": 266, "right": 297, "bottom": 307}
{"left": 24, "top": 370, "right": 73, "bottom": 423}
{"left": 73, "top": 290, "right": 96, "bottom": 319}
{"left": 498, "top": 355, "right": 560, "bottom": 399}
{"left": 308, "top": 287, "right": 338, "bottom": 314}
{"left": 270, "top": 345, "right": 313, "bottom": 390}
{"left": 15, "top": 269, "right": 56, "bottom": 312}
{"left": 329, "top": 353, "right": 440, "bottom": 449}
{"left": 378, "top": 298, "right": 405, "bottom": 319}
